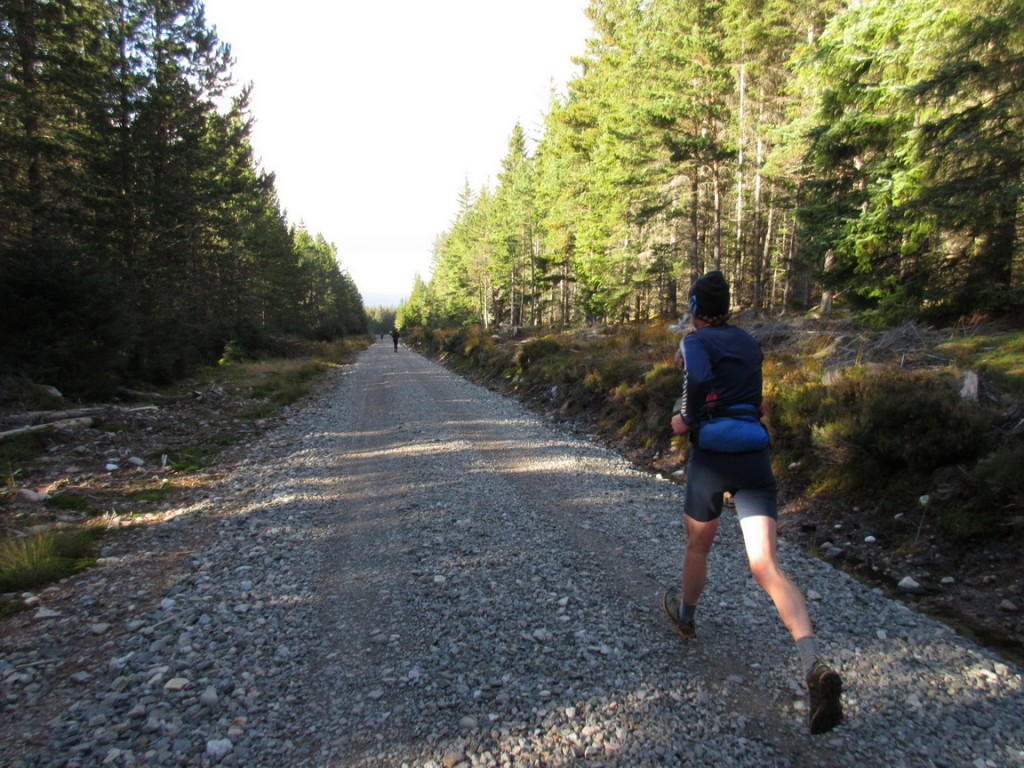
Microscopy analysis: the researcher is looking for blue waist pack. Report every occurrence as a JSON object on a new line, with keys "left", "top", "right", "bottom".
{"left": 695, "top": 412, "right": 769, "bottom": 453}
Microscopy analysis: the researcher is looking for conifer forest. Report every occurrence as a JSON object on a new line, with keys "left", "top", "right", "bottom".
{"left": 399, "top": 0, "right": 1024, "bottom": 331}
{"left": 2, "top": 0, "right": 1023, "bottom": 395}
{"left": 1, "top": 0, "right": 365, "bottom": 394}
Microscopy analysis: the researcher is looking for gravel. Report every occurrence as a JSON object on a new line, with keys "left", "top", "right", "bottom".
{"left": 2, "top": 339, "right": 1023, "bottom": 767}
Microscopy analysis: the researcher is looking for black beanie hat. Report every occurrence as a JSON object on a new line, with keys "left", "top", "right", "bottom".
{"left": 688, "top": 271, "right": 730, "bottom": 324}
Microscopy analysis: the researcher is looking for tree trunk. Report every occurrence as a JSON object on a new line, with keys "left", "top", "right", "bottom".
{"left": 13, "top": 1, "right": 42, "bottom": 243}
{"left": 735, "top": 62, "right": 746, "bottom": 293}
{"left": 689, "top": 171, "right": 700, "bottom": 282}
{"left": 712, "top": 160, "right": 722, "bottom": 272}
{"left": 821, "top": 249, "right": 835, "bottom": 314}
{"left": 752, "top": 136, "right": 764, "bottom": 306}
{"left": 757, "top": 192, "right": 775, "bottom": 310}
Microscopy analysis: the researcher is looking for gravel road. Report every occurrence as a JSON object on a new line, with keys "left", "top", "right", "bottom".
{"left": 2, "top": 339, "right": 1022, "bottom": 767}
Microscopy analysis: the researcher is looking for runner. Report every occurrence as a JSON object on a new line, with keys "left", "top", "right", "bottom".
{"left": 663, "top": 270, "right": 844, "bottom": 735}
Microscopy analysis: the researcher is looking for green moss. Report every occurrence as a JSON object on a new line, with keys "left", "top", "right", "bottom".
{"left": 127, "top": 481, "right": 177, "bottom": 503}
{"left": 938, "top": 330, "right": 1024, "bottom": 395}
{"left": 44, "top": 493, "right": 94, "bottom": 514}
{"left": 160, "top": 441, "right": 228, "bottom": 472}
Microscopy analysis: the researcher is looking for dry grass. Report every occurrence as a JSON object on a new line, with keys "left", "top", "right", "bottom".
{"left": 0, "top": 523, "right": 105, "bottom": 597}
{"left": 408, "top": 317, "right": 1024, "bottom": 541}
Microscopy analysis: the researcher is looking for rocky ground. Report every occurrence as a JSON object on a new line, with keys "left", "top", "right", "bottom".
{"left": 2, "top": 339, "right": 1021, "bottom": 767}
{"left": 772, "top": 490, "right": 1024, "bottom": 665}
{"left": 0, "top": 377, "right": 295, "bottom": 603}
{"left": 1, "top": 321, "right": 1021, "bottom": 667}
{"left": 543, "top": 317, "right": 1024, "bottom": 666}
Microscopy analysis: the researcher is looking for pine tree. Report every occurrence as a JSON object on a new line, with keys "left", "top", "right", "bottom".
{"left": 0, "top": 0, "right": 129, "bottom": 389}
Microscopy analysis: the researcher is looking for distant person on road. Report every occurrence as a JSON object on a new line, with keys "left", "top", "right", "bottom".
{"left": 390, "top": 328, "right": 400, "bottom": 352}
{"left": 662, "top": 270, "right": 843, "bottom": 735}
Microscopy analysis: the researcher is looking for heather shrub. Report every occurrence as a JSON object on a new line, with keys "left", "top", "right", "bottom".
{"left": 514, "top": 337, "right": 563, "bottom": 370}
{"left": 511, "top": 337, "right": 581, "bottom": 397}
{"left": 765, "top": 379, "right": 827, "bottom": 454}
{"left": 767, "top": 364, "right": 996, "bottom": 508}
{"left": 973, "top": 441, "right": 1024, "bottom": 512}
{"left": 813, "top": 368, "right": 993, "bottom": 474}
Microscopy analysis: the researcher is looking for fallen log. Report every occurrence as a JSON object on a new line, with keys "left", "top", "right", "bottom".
{"left": 0, "top": 416, "right": 94, "bottom": 440}
{"left": 116, "top": 386, "right": 179, "bottom": 403}
{"left": 1, "top": 404, "right": 160, "bottom": 427}
{"left": 1, "top": 407, "right": 108, "bottom": 426}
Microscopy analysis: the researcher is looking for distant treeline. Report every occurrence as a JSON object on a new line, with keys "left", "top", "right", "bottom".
{"left": 401, "top": 0, "right": 1024, "bottom": 331}
{"left": 0, "top": 0, "right": 365, "bottom": 395}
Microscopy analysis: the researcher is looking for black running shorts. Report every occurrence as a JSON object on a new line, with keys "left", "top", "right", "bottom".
{"left": 683, "top": 446, "right": 778, "bottom": 522}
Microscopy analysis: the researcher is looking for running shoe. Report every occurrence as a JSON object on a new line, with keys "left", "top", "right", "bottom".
{"left": 661, "top": 585, "right": 696, "bottom": 640}
{"left": 807, "top": 659, "right": 843, "bottom": 734}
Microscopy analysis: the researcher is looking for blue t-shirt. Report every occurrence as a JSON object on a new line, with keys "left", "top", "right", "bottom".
{"left": 680, "top": 324, "right": 763, "bottom": 425}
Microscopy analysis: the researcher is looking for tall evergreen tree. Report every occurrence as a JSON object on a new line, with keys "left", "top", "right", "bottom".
{"left": 1, "top": 0, "right": 366, "bottom": 391}
{"left": 0, "top": 0, "right": 129, "bottom": 388}
{"left": 911, "top": 0, "right": 1024, "bottom": 310}
{"left": 720, "top": 0, "right": 840, "bottom": 308}
{"left": 429, "top": 181, "right": 492, "bottom": 326}
{"left": 534, "top": 95, "right": 585, "bottom": 325}
{"left": 491, "top": 124, "right": 540, "bottom": 326}
{"left": 794, "top": 0, "right": 1024, "bottom": 321}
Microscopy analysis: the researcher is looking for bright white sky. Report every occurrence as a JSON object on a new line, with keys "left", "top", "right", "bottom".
{"left": 201, "top": 0, "right": 593, "bottom": 308}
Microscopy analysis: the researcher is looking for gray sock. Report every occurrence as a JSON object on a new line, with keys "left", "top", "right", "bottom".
{"left": 796, "top": 635, "right": 820, "bottom": 677}
{"left": 680, "top": 603, "right": 697, "bottom": 622}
